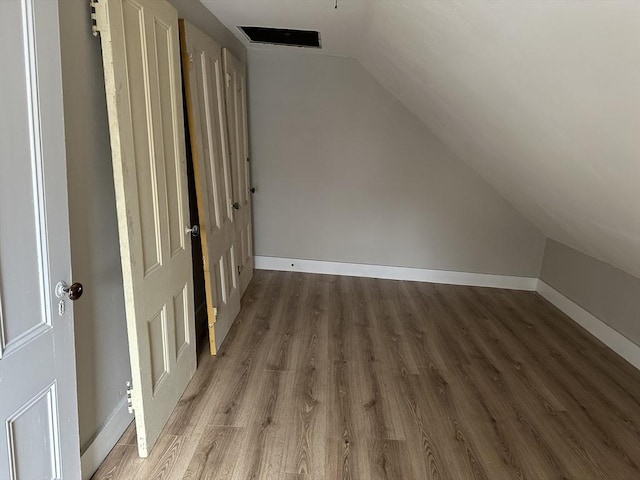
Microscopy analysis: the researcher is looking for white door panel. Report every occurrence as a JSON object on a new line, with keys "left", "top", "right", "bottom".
{"left": 180, "top": 21, "right": 241, "bottom": 355}
{"left": 223, "top": 49, "right": 254, "bottom": 295}
{"left": 0, "top": 0, "right": 81, "bottom": 478}
{"left": 93, "top": 0, "right": 196, "bottom": 457}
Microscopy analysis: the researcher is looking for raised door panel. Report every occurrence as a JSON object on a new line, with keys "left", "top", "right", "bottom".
{"left": 6, "top": 384, "right": 61, "bottom": 480}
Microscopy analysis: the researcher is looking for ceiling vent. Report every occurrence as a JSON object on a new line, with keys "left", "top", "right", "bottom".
{"left": 239, "top": 26, "right": 321, "bottom": 48}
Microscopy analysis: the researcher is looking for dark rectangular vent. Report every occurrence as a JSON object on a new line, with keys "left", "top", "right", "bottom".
{"left": 239, "top": 26, "right": 321, "bottom": 48}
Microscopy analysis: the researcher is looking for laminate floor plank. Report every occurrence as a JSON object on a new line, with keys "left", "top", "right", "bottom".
{"left": 369, "top": 439, "right": 418, "bottom": 480}
{"left": 282, "top": 276, "right": 329, "bottom": 479}
{"left": 480, "top": 299, "right": 640, "bottom": 478}
{"left": 437, "top": 288, "right": 604, "bottom": 478}
{"left": 357, "top": 360, "right": 407, "bottom": 441}
{"left": 163, "top": 348, "right": 228, "bottom": 437}
{"left": 116, "top": 421, "right": 137, "bottom": 446}
{"left": 503, "top": 291, "right": 640, "bottom": 418}
{"left": 364, "top": 279, "right": 421, "bottom": 377}
{"left": 473, "top": 289, "right": 640, "bottom": 477}
{"left": 325, "top": 360, "right": 368, "bottom": 444}
{"left": 133, "top": 434, "right": 199, "bottom": 480}
{"left": 394, "top": 281, "right": 451, "bottom": 374}
{"left": 328, "top": 276, "right": 367, "bottom": 364}
{"left": 232, "top": 370, "right": 290, "bottom": 480}
{"left": 184, "top": 426, "right": 244, "bottom": 480}
{"left": 95, "top": 271, "right": 640, "bottom": 480}
{"left": 207, "top": 273, "right": 286, "bottom": 428}
{"left": 394, "top": 372, "right": 451, "bottom": 480}
{"left": 324, "top": 436, "right": 371, "bottom": 480}
{"left": 489, "top": 296, "right": 640, "bottom": 467}
{"left": 513, "top": 289, "right": 640, "bottom": 386}
{"left": 91, "top": 444, "right": 143, "bottom": 480}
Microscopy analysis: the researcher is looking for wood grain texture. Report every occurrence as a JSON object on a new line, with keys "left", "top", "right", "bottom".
{"left": 93, "top": 271, "right": 640, "bottom": 480}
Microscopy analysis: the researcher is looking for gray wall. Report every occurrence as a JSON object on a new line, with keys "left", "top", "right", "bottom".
{"left": 58, "top": 0, "right": 245, "bottom": 454}
{"left": 248, "top": 51, "right": 546, "bottom": 277}
{"left": 540, "top": 239, "right": 640, "bottom": 347}
{"left": 58, "top": 0, "right": 130, "bottom": 453}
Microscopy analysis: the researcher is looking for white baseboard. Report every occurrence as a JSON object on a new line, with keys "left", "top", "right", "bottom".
{"left": 254, "top": 256, "right": 537, "bottom": 291}
{"left": 80, "top": 396, "right": 134, "bottom": 480}
{"left": 536, "top": 280, "right": 640, "bottom": 371}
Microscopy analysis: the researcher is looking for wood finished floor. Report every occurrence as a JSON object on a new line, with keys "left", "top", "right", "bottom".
{"left": 93, "top": 270, "right": 640, "bottom": 480}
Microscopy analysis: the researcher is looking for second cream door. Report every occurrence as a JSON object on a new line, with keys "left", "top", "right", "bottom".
{"left": 180, "top": 21, "right": 241, "bottom": 354}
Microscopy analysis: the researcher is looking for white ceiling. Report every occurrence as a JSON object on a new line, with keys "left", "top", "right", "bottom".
{"left": 201, "top": 0, "right": 367, "bottom": 57}
{"left": 203, "top": 0, "right": 640, "bottom": 277}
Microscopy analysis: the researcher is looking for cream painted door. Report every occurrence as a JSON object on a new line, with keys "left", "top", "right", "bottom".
{"left": 223, "top": 49, "right": 254, "bottom": 295}
{"left": 180, "top": 21, "right": 241, "bottom": 355}
{"left": 0, "top": 0, "right": 81, "bottom": 477}
{"left": 92, "top": 0, "right": 196, "bottom": 457}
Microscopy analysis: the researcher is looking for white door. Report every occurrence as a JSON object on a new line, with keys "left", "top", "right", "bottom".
{"left": 92, "top": 0, "right": 196, "bottom": 457}
{"left": 223, "top": 49, "right": 254, "bottom": 295}
{"left": 0, "top": 0, "right": 81, "bottom": 478}
{"left": 180, "top": 21, "right": 241, "bottom": 355}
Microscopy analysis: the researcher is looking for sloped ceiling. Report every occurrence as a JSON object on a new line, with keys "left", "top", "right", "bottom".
{"left": 203, "top": 0, "right": 640, "bottom": 277}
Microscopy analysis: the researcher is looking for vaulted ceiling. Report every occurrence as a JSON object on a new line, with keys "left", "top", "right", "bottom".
{"left": 203, "top": 0, "right": 640, "bottom": 277}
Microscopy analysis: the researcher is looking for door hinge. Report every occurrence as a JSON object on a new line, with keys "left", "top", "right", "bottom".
{"left": 188, "top": 52, "right": 194, "bottom": 69}
{"left": 225, "top": 73, "right": 231, "bottom": 88}
{"left": 208, "top": 307, "right": 217, "bottom": 328}
{"left": 90, "top": 0, "right": 106, "bottom": 37}
{"left": 126, "top": 381, "right": 134, "bottom": 413}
